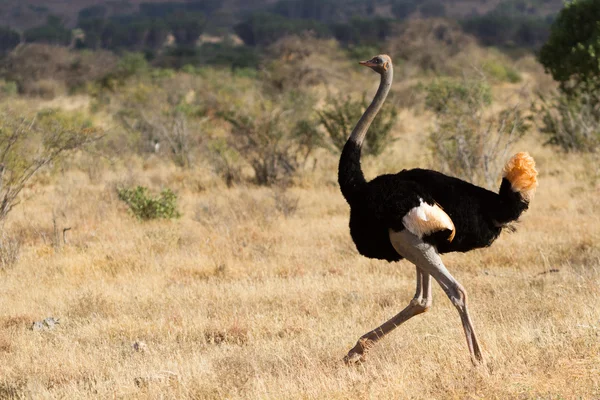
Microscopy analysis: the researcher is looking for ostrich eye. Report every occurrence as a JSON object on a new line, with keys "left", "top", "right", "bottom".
{"left": 374, "top": 58, "right": 380, "bottom": 64}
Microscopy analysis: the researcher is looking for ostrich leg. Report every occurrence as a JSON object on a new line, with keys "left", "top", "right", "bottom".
{"left": 344, "top": 267, "right": 432, "bottom": 364}
{"left": 389, "top": 229, "right": 484, "bottom": 364}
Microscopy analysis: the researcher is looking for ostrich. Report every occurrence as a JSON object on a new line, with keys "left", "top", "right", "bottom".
{"left": 339, "top": 54, "right": 537, "bottom": 365}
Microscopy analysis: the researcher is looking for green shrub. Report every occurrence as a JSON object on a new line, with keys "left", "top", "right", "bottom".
{"left": 218, "top": 88, "right": 322, "bottom": 186}
{"left": 482, "top": 60, "right": 522, "bottom": 83}
{"left": 0, "top": 80, "right": 18, "bottom": 96}
{"left": 117, "top": 186, "right": 181, "bottom": 220}
{"left": 0, "top": 109, "right": 102, "bottom": 223}
{"left": 318, "top": 94, "right": 397, "bottom": 156}
{"left": 424, "top": 78, "right": 492, "bottom": 114}
{"left": 425, "top": 77, "right": 529, "bottom": 188}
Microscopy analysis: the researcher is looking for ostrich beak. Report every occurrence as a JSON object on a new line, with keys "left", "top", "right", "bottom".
{"left": 359, "top": 60, "right": 377, "bottom": 67}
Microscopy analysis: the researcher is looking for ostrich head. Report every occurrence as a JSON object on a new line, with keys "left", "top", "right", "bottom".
{"left": 359, "top": 54, "right": 392, "bottom": 74}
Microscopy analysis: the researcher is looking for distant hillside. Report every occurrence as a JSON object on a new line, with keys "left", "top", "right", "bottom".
{"left": 0, "top": 0, "right": 564, "bottom": 31}
{"left": 0, "top": 0, "right": 566, "bottom": 62}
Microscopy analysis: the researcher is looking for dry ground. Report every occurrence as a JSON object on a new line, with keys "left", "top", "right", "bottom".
{"left": 1, "top": 111, "right": 599, "bottom": 399}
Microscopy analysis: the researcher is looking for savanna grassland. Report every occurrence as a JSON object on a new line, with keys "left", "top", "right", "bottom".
{"left": 1, "top": 94, "right": 600, "bottom": 399}
{"left": 1, "top": 17, "right": 600, "bottom": 400}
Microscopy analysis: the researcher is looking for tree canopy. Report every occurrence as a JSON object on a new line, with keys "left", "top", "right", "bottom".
{"left": 538, "top": 0, "right": 600, "bottom": 92}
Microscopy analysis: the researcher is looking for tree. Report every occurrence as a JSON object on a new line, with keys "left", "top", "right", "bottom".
{"left": 419, "top": 1, "right": 446, "bottom": 18}
{"left": 235, "top": 13, "right": 329, "bottom": 47}
{"left": 536, "top": 0, "right": 600, "bottom": 153}
{"left": 23, "top": 15, "right": 71, "bottom": 46}
{"left": 272, "top": 0, "right": 337, "bottom": 21}
{"left": 167, "top": 12, "right": 206, "bottom": 47}
{"left": 0, "top": 110, "right": 103, "bottom": 224}
{"left": 0, "top": 27, "right": 20, "bottom": 54}
{"left": 391, "top": 1, "right": 418, "bottom": 20}
{"left": 538, "top": 0, "right": 600, "bottom": 94}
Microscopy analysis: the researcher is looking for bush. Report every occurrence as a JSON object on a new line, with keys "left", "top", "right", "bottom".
{"left": 387, "top": 19, "right": 478, "bottom": 75}
{"left": 0, "top": 81, "right": 18, "bottom": 96}
{"left": 535, "top": 91, "right": 600, "bottom": 152}
{"left": 424, "top": 78, "right": 492, "bottom": 113}
{"left": 263, "top": 34, "right": 349, "bottom": 92}
{"left": 208, "top": 139, "right": 242, "bottom": 187}
{"left": 1, "top": 44, "right": 119, "bottom": 95}
{"left": 318, "top": 94, "right": 397, "bottom": 156}
{"left": 113, "top": 76, "right": 207, "bottom": 168}
{"left": 536, "top": 0, "right": 600, "bottom": 153}
{"left": 117, "top": 186, "right": 181, "bottom": 220}
{"left": 0, "top": 109, "right": 102, "bottom": 223}
{"left": 538, "top": 0, "right": 600, "bottom": 94}
{"left": 425, "top": 77, "right": 529, "bottom": 188}
{"left": 482, "top": 60, "right": 522, "bottom": 83}
{"left": 219, "top": 91, "right": 322, "bottom": 185}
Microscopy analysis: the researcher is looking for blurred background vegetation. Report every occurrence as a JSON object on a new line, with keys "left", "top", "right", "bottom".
{"left": 0, "top": 0, "right": 598, "bottom": 224}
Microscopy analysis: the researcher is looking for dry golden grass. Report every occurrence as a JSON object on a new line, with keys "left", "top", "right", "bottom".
{"left": 1, "top": 97, "right": 599, "bottom": 399}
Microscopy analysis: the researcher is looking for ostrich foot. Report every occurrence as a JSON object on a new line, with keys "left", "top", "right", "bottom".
{"left": 343, "top": 338, "right": 375, "bottom": 365}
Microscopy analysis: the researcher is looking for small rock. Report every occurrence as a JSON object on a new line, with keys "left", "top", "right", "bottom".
{"left": 43, "top": 317, "right": 59, "bottom": 329}
{"left": 31, "top": 317, "right": 60, "bottom": 331}
{"left": 132, "top": 341, "right": 148, "bottom": 353}
{"left": 31, "top": 321, "right": 45, "bottom": 331}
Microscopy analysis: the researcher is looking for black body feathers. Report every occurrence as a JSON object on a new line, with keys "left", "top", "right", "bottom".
{"left": 339, "top": 141, "right": 530, "bottom": 262}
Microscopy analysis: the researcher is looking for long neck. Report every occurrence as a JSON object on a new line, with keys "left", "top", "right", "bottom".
{"left": 338, "top": 67, "right": 393, "bottom": 202}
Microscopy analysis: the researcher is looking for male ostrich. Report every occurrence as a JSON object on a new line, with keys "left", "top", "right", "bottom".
{"left": 340, "top": 54, "right": 538, "bottom": 364}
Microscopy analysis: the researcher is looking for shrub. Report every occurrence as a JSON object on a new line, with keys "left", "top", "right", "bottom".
{"left": 208, "top": 139, "right": 242, "bottom": 187}
{"left": 482, "top": 60, "right": 522, "bottom": 83}
{"left": 1, "top": 44, "right": 119, "bottom": 95}
{"left": 535, "top": 91, "right": 600, "bottom": 152}
{"left": 0, "top": 81, "right": 18, "bottom": 96}
{"left": 100, "top": 52, "right": 149, "bottom": 89}
{"left": 263, "top": 35, "right": 348, "bottom": 92}
{"left": 0, "top": 109, "right": 102, "bottom": 224}
{"left": 425, "top": 77, "right": 529, "bottom": 188}
{"left": 318, "top": 94, "right": 397, "bottom": 156}
{"left": 112, "top": 76, "right": 207, "bottom": 168}
{"left": 424, "top": 78, "right": 492, "bottom": 113}
{"left": 538, "top": 0, "right": 600, "bottom": 94}
{"left": 387, "top": 19, "right": 478, "bottom": 76}
{"left": 117, "top": 186, "right": 181, "bottom": 220}
{"left": 536, "top": 0, "right": 600, "bottom": 153}
{"left": 219, "top": 91, "right": 322, "bottom": 185}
